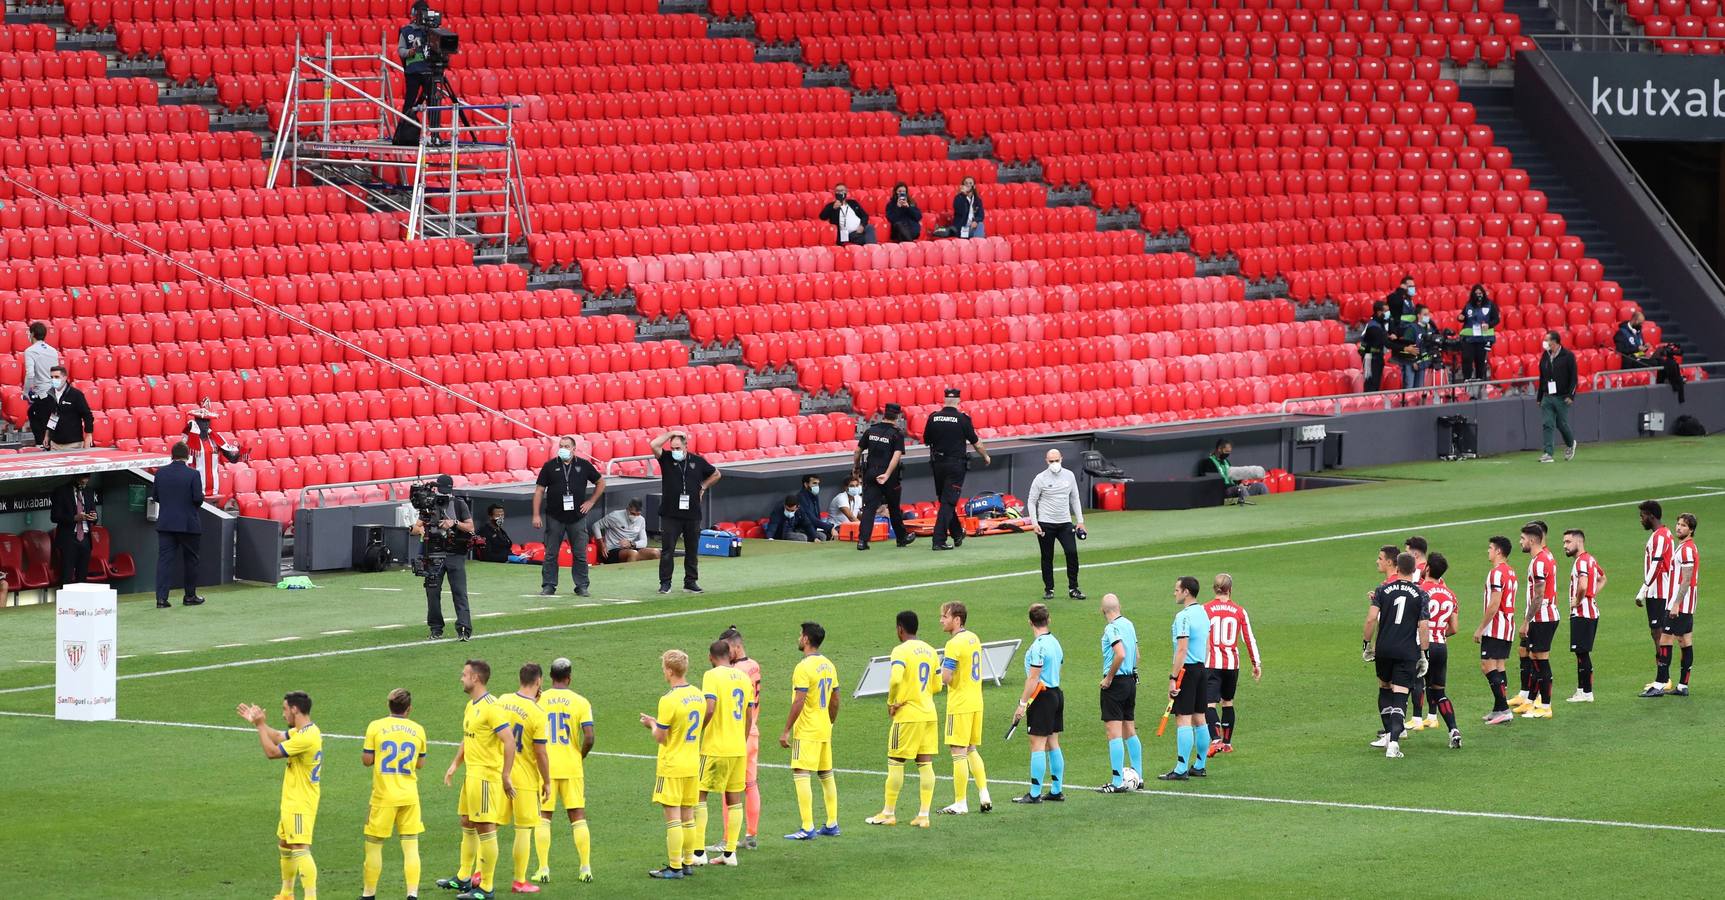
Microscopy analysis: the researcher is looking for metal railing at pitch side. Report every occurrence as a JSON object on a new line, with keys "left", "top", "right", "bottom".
{"left": 1278, "top": 376, "right": 1540, "bottom": 415}
{"left": 1591, "top": 360, "right": 1725, "bottom": 391}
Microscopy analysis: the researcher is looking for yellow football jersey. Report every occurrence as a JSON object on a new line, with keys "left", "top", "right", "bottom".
{"left": 791, "top": 654, "right": 839, "bottom": 742}
{"left": 888, "top": 639, "right": 940, "bottom": 723}
{"left": 942, "top": 630, "right": 985, "bottom": 715}
{"left": 538, "top": 687, "right": 593, "bottom": 780}
{"left": 461, "top": 693, "right": 512, "bottom": 774}
{"left": 362, "top": 716, "right": 427, "bottom": 807}
{"left": 495, "top": 691, "right": 550, "bottom": 785}
{"left": 654, "top": 683, "right": 706, "bottom": 778}
{"left": 278, "top": 723, "right": 323, "bottom": 813}
{"left": 700, "top": 665, "right": 756, "bottom": 757}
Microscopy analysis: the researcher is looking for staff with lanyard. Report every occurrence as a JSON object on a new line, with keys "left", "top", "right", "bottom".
{"left": 532, "top": 436, "right": 605, "bottom": 598}
{"left": 650, "top": 428, "right": 720, "bottom": 594}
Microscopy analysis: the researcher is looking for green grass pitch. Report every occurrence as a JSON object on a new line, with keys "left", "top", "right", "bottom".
{"left": 2, "top": 436, "right": 1722, "bottom": 897}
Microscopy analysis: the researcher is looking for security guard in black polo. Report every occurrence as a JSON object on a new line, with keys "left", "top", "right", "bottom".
{"left": 921, "top": 386, "right": 991, "bottom": 551}
{"left": 854, "top": 402, "right": 916, "bottom": 550}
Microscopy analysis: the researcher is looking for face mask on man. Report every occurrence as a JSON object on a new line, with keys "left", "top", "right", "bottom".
{"left": 808, "top": 483, "right": 820, "bottom": 495}
{"left": 492, "top": 514, "right": 504, "bottom": 525}
{"left": 51, "top": 377, "right": 65, "bottom": 390}
{"left": 671, "top": 449, "right": 687, "bottom": 462}
{"left": 1405, "top": 285, "right": 1416, "bottom": 296}
{"left": 1420, "top": 315, "right": 1431, "bottom": 325}
{"left": 557, "top": 447, "right": 573, "bottom": 462}
{"left": 1048, "top": 461, "right": 1063, "bottom": 474}
{"left": 1216, "top": 450, "right": 1230, "bottom": 461}
{"left": 847, "top": 486, "right": 862, "bottom": 497}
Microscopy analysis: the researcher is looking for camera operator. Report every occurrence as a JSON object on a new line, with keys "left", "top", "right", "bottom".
{"left": 819, "top": 183, "right": 875, "bottom": 246}
{"left": 1393, "top": 304, "right": 1439, "bottom": 391}
{"left": 398, "top": 1, "right": 442, "bottom": 138}
{"left": 409, "top": 473, "right": 475, "bottom": 641}
{"left": 1615, "top": 311, "right": 1686, "bottom": 403}
{"left": 885, "top": 182, "right": 922, "bottom": 243}
{"left": 1458, "top": 285, "right": 1499, "bottom": 382}
{"left": 1359, "top": 301, "right": 1391, "bottom": 393}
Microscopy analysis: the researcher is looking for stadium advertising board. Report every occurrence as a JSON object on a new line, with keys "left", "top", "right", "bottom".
{"left": 1550, "top": 51, "right": 1725, "bottom": 142}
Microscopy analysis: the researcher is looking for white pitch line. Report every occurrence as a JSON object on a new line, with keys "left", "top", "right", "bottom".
{"left": 475, "top": 612, "right": 505, "bottom": 618}
{"left": 213, "top": 643, "right": 247, "bottom": 649}
{"left": 15, "top": 660, "right": 51, "bottom": 665}
{"left": 2, "top": 487, "right": 1720, "bottom": 697}
{"left": 372, "top": 624, "right": 407, "bottom": 630}
{"left": 525, "top": 606, "right": 553, "bottom": 612}
{"left": 0, "top": 710, "right": 1718, "bottom": 836}
{"left": 156, "top": 650, "right": 192, "bottom": 655}
{"left": 320, "top": 630, "right": 353, "bottom": 636}
{"left": 267, "top": 636, "right": 303, "bottom": 643}
{"left": 360, "top": 587, "right": 403, "bottom": 593}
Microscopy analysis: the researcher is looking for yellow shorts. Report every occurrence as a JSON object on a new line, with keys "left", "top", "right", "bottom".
{"left": 458, "top": 771, "right": 507, "bottom": 825}
{"left": 701, "top": 755, "right": 746, "bottom": 794}
{"left": 509, "top": 775, "right": 543, "bottom": 828}
{"left": 789, "top": 738, "right": 832, "bottom": 772}
{"left": 652, "top": 775, "right": 699, "bottom": 808}
{"left": 945, "top": 711, "right": 983, "bottom": 748}
{"left": 888, "top": 720, "right": 938, "bottom": 759}
{"left": 541, "top": 776, "right": 586, "bottom": 813}
{"left": 364, "top": 802, "right": 424, "bottom": 839}
{"left": 277, "top": 807, "right": 316, "bottom": 845}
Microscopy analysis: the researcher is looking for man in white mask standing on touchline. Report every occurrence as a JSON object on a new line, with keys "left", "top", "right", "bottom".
{"left": 1028, "top": 449, "right": 1087, "bottom": 602}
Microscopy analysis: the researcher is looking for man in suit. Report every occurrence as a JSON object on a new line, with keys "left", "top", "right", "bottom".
{"left": 39, "top": 365, "right": 94, "bottom": 450}
{"left": 151, "top": 441, "right": 206, "bottom": 608}
{"left": 51, "top": 474, "right": 99, "bottom": 584}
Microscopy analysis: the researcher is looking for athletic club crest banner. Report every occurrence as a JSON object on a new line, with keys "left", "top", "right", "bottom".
{"left": 55, "top": 584, "right": 118, "bottom": 722}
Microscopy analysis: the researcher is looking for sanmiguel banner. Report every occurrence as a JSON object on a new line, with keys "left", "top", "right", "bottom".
{"left": 1549, "top": 51, "right": 1725, "bottom": 142}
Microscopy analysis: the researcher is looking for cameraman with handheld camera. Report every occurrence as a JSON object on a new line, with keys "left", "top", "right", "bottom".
{"left": 397, "top": 1, "right": 456, "bottom": 143}
{"left": 408, "top": 473, "right": 476, "bottom": 640}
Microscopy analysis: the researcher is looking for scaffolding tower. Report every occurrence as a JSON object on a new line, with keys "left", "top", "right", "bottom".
{"left": 266, "top": 36, "right": 532, "bottom": 263}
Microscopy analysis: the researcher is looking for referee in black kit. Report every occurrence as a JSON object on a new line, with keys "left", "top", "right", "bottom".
{"left": 921, "top": 387, "right": 991, "bottom": 552}
{"left": 1363, "top": 552, "right": 1432, "bottom": 760}
{"left": 854, "top": 403, "right": 916, "bottom": 550}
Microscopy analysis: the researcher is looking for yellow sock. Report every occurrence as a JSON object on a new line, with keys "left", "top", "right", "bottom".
{"left": 883, "top": 760, "right": 905, "bottom": 812}
{"left": 694, "top": 803, "right": 710, "bottom": 859}
{"left": 951, "top": 754, "right": 970, "bottom": 805}
{"left": 793, "top": 773, "right": 814, "bottom": 831}
{"left": 819, "top": 771, "right": 838, "bottom": 827}
{"left": 361, "top": 837, "right": 384, "bottom": 896}
{"left": 572, "top": 819, "right": 591, "bottom": 869}
{"left": 401, "top": 837, "right": 421, "bottom": 896}
{"left": 723, "top": 803, "right": 743, "bottom": 852}
{"left": 533, "top": 820, "right": 552, "bottom": 873}
{"left": 916, "top": 761, "right": 936, "bottom": 815}
{"left": 476, "top": 830, "right": 499, "bottom": 892}
{"left": 969, "top": 749, "right": 989, "bottom": 797}
{"left": 292, "top": 849, "right": 317, "bottom": 899}
{"left": 512, "top": 826, "right": 533, "bottom": 884}
{"left": 680, "top": 818, "right": 699, "bottom": 865}
{"left": 458, "top": 826, "right": 478, "bottom": 880}
{"left": 664, "top": 820, "right": 681, "bottom": 868}
{"left": 279, "top": 848, "right": 295, "bottom": 894}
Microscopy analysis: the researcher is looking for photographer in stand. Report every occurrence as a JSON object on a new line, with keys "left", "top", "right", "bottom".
{"left": 1615, "top": 311, "right": 1686, "bottom": 403}
{"left": 396, "top": 1, "right": 455, "bottom": 144}
{"left": 409, "top": 474, "right": 475, "bottom": 641}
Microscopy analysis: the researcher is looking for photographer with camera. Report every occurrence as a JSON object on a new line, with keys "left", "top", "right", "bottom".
{"left": 884, "top": 182, "right": 922, "bottom": 243}
{"left": 1615, "top": 311, "right": 1686, "bottom": 403}
{"left": 397, "top": 1, "right": 445, "bottom": 142}
{"left": 532, "top": 436, "right": 605, "bottom": 598}
{"left": 1358, "top": 301, "right": 1392, "bottom": 393}
{"left": 1458, "top": 285, "right": 1499, "bottom": 382}
{"left": 1393, "top": 304, "right": 1439, "bottom": 391}
{"left": 409, "top": 474, "right": 475, "bottom": 640}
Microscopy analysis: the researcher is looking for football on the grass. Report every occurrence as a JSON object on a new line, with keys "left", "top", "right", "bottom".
{"left": 1121, "top": 767, "right": 1142, "bottom": 790}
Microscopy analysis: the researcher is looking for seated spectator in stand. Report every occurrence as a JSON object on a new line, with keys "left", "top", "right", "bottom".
{"left": 829, "top": 474, "right": 864, "bottom": 527}
{"left": 885, "top": 182, "right": 922, "bottom": 243}
{"left": 474, "top": 504, "right": 514, "bottom": 563}
{"left": 1198, "top": 440, "right": 1268, "bottom": 497}
{"left": 40, "top": 365, "right": 93, "bottom": 450}
{"left": 593, "top": 499, "right": 659, "bottom": 564}
{"left": 819, "top": 183, "right": 875, "bottom": 245}
{"left": 1359, "top": 301, "right": 1391, "bottom": 393}
{"left": 951, "top": 175, "right": 985, "bottom": 238}
{"left": 764, "top": 494, "right": 820, "bottom": 542}
{"left": 1615, "top": 311, "right": 1686, "bottom": 403}
{"left": 796, "top": 474, "right": 834, "bottom": 541}
{"left": 1393, "top": 304, "right": 1438, "bottom": 391}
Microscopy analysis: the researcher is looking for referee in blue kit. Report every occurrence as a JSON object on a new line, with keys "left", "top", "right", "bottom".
{"left": 1012, "top": 603, "right": 1065, "bottom": 803}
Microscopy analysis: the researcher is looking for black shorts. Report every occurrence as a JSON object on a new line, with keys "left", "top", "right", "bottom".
{"left": 1099, "top": 674, "right": 1137, "bottom": 722}
{"left": 1171, "top": 663, "right": 1206, "bottom": 716}
{"left": 603, "top": 548, "right": 626, "bottom": 564}
{"left": 1569, "top": 616, "right": 1599, "bottom": 653}
{"left": 1206, "top": 668, "right": 1239, "bottom": 704}
{"left": 1663, "top": 611, "right": 1694, "bottom": 636}
{"left": 1425, "top": 644, "right": 1449, "bottom": 686}
{"left": 1647, "top": 597, "right": 1669, "bottom": 631}
{"left": 1527, "top": 620, "right": 1559, "bottom": 653}
{"left": 1026, "top": 687, "right": 1063, "bottom": 736}
{"left": 1375, "top": 656, "right": 1417, "bottom": 689}
{"left": 1480, "top": 637, "right": 1512, "bottom": 661}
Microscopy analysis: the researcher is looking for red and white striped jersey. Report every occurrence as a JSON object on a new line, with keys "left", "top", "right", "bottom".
{"left": 1482, "top": 562, "right": 1518, "bottom": 641}
{"left": 1526, "top": 548, "right": 1560, "bottom": 623}
{"left": 1569, "top": 552, "right": 1604, "bottom": 619}
{"left": 1421, "top": 579, "right": 1458, "bottom": 645}
{"left": 1202, "top": 597, "right": 1260, "bottom": 670}
{"left": 1645, "top": 526, "right": 1677, "bottom": 600}
{"left": 1673, "top": 538, "right": 1699, "bottom": 615}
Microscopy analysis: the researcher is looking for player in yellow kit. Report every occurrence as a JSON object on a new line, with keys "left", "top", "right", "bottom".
{"left": 237, "top": 691, "right": 322, "bottom": 900}
{"left": 780, "top": 621, "right": 842, "bottom": 841}
{"left": 534, "top": 657, "right": 596, "bottom": 885}
{"left": 693, "top": 639, "right": 756, "bottom": 867}
{"left": 360, "top": 689, "right": 427, "bottom": 900}
{"left": 641, "top": 649, "right": 706, "bottom": 880}
{"left": 437, "top": 659, "right": 518, "bottom": 900}
{"left": 940, "top": 601, "right": 993, "bottom": 814}
{"left": 494, "top": 664, "right": 553, "bottom": 895}
{"left": 868, "top": 610, "right": 942, "bottom": 829}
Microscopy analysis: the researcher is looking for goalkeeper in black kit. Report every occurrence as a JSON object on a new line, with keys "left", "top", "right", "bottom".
{"left": 1363, "top": 552, "right": 1433, "bottom": 760}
